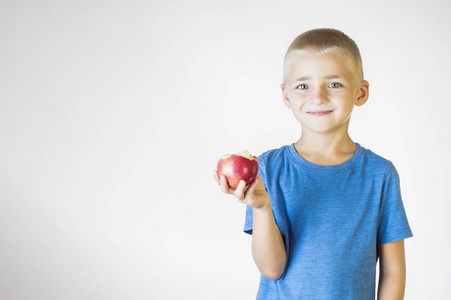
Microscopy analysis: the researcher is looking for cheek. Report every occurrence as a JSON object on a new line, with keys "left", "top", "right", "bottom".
{"left": 291, "top": 93, "right": 307, "bottom": 104}
{"left": 297, "top": 98, "right": 309, "bottom": 110}
{"left": 290, "top": 99, "right": 304, "bottom": 110}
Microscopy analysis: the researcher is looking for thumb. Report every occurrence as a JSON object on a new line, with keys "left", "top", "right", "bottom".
{"left": 244, "top": 178, "right": 259, "bottom": 197}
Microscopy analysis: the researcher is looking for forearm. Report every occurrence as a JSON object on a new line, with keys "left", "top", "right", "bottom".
{"left": 377, "top": 269, "right": 406, "bottom": 300}
{"left": 251, "top": 205, "right": 287, "bottom": 280}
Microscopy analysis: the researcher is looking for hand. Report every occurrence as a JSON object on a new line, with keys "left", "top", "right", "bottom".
{"left": 213, "top": 158, "right": 271, "bottom": 209}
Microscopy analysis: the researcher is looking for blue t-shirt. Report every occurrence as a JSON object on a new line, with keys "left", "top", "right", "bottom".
{"left": 244, "top": 143, "right": 413, "bottom": 299}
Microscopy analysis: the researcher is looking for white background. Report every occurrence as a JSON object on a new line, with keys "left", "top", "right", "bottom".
{"left": 1, "top": 0, "right": 450, "bottom": 299}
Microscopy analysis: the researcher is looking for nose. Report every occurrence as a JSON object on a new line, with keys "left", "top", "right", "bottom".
{"left": 309, "top": 86, "right": 328, "bottom": 104}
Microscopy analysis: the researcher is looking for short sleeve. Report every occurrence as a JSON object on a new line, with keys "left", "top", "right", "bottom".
{"left": 244, "top": 205, "right": 253, "bottom": 235}
{"left": 377, "top": 164, "right": 413, "bottom": 244}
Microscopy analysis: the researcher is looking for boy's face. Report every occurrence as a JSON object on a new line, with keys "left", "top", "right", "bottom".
{"left": 281, "top": 51, "right": 369, "bottom": 135}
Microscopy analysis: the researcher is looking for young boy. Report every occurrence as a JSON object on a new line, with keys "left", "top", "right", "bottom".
{"left": 213, "top": 28, "right": 412, "bottom": 299}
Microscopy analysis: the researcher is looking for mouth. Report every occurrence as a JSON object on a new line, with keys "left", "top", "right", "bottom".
{"left": 307, "top": 110, "right": 334, "bottom": 117}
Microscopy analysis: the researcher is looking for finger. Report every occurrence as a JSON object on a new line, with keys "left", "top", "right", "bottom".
{"left": 234, "top": 180, "right": 246, "bottom": 201}
{"left": 213, "top": 170, "right": 220, "bottom": 184}
{"left": 244, "top": 178, "right": 259, "bottom": 197}
{"left": 220, "top": 175, "right": 231, "bottom": 194}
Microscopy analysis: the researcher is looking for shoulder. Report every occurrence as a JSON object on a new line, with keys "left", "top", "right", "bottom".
{"left": 258, "top": 144, "right": 292, "bottom": 166}
{"left": 358, "top": 144, "right": 398, "bottom": 177}
{"left": 257, "top": 144, "right": 293, "bottom": 178}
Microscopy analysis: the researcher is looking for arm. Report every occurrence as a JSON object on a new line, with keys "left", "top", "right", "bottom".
{"left": 213, "top": 163, "right": 287, "bottom": 280}
{"left": 377, "top": 240, "right": 406, "bottom": 300}
{"left": 251, "top": 202, "right": 287, "bottom": 280}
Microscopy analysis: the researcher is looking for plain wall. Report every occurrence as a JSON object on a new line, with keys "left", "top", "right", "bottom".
{"left": 1, "top": 0, "right": 450, "bottom": 299}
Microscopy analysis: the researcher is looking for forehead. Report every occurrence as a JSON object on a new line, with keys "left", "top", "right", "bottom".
{"left": 285, "top": 50, "right": 353, "bottom": 81}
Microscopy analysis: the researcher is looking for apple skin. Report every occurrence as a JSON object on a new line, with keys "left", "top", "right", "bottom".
{"left": 217, "top": 154, "right": 259, "bottom": 189}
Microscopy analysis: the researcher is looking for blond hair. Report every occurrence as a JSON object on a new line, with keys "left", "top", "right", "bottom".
{"left": 283, "top": 28, "right": 364, "bottom": 86}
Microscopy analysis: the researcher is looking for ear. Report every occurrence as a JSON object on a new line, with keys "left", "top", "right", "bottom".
{"left": 281, "top": 83, "right": 292, "bottom": 109}
{"left": 355, "top": 80, "right": 369, "bottom": 107}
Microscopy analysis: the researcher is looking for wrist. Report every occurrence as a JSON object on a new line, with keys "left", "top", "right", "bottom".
{"left": 253, "top": 201, "right": 272, "bottom": 212}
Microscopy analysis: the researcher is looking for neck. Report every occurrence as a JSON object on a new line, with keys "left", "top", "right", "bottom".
{"left": 294, "top": 130, "right": 357, "bottom": 166}
{"left": 296, "top": 133, "right": 355, "bottom": 153}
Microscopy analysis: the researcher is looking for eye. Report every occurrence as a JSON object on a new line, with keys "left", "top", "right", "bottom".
{"left": 328, "top": 82, "right": 342, "bottom": 88}
{"left": 297, "top": 84, "right": 309, "bottom": 90}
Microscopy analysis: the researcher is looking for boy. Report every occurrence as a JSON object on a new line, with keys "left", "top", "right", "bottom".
{"left": 213, "top": 28, "right": 412, "bottom": 299}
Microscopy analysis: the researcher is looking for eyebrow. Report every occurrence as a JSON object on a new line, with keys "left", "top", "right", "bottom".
{"left": 294, "top": 75, "right": 342, "bottom": 82}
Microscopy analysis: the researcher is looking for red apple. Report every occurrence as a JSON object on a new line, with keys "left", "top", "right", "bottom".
{"left": 217, "top": 150, "right": 259, "bottom": 189}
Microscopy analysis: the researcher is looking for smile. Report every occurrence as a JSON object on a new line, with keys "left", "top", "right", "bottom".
{"left": 307, "top": 110, "right": 333, "bottom": 117}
